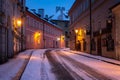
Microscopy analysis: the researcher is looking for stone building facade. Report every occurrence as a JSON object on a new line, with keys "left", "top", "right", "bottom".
{"left": 112, "top": 4, "right": 120, "bottom": 60}
{"left": 25, "top": 10, "right": 65, "bottom": 49}
{"left": 0, "top": 0, "right": 26, "bottom": 63}
{"left": 68, "top": 0, "right": 120, "bottom": 60}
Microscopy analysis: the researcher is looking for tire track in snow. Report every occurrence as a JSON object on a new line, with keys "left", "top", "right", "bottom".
{"left": 45, "top": 50, "right": 75, "bottom": 80}
{"left": 40, "top": 53, "right": 49, "bottom": 80}
{"left": 56, "top": 50, "right": 112, "bottom": 80}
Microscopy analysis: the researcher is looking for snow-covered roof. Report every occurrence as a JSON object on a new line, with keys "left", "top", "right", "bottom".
{"left": 27, "top": 9, "right": 62, "bottom": 30}
{"left": 51, "top": 9, "right": 69, "bottom": 21}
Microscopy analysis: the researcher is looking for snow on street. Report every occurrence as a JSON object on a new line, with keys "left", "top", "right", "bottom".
{"left": 0, "top": 49, "right": 120, "bottom": 80}
{"left": 21, "top": 49, "right": 56, "bottom": 80}
{"left": 0, "top": 50, "right": 33, "bottom": 80}
{"left": 59, "top": 50, "right": 120, "bottom": 80}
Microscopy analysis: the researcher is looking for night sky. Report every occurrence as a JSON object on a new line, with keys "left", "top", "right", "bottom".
{"left": 26, "top": 0, "right": 75, "bottom": 16}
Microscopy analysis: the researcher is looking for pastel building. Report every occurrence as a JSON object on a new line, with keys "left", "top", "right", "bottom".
{"left": 51, "top": 6, "right": 69, "bottom": 48}
{"left": 25, "top": 10, "right": 65, "bottom": 49}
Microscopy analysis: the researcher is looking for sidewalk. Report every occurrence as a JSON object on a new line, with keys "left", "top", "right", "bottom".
{"left": 71, "top": 50, "right": 120, "bottom": 66}
{"left": 0, "top": 50, "right": 33, "bottom": 80}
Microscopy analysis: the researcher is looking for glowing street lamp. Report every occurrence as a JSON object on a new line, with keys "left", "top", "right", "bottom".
{"left": 34, "top": 32, "right": 41, "bottom": 44}
{"left": 74, "top": 29, "right": 78, "bottom": 50}
{"left": 75, "top": 29, "right": 78, "bottom": 34}
{"left": 17, "top": 19, "right": 22, "bottom": 27}
{"left": 57, "top": 37, "right": 60, "bottom": 41}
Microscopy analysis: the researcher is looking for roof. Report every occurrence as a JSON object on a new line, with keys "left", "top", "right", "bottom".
{"left": 26, "top": 9, "right": 62, "bottom": 30}
{"left": 51, "top": 8, "right": 69, "bottom": 21}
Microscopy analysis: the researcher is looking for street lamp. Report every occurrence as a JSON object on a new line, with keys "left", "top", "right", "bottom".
{"left": 75, "top": 29, "right": 78, "bottom": 34}
{"left": 17, "top": 19, "right": 22, "bottom": 27}
{"left": 57, "top": 37, "right": 60, "bottom": 48}
{"left": 107, "top": 10, "right": 113, "bottom": 30}
{"left": 34, "top": 32, "right": 41, "bottom": 44}
{"left": 13, "top": 18, "right": 23, "bottom": 52}
{"left": 57, "top": 37, "right": 60, "bottom": 41}
{"left": 75, "top": 29, "right": 78, "bottom": 50}
{"left": 16, "top": 19, "right": 23, "bottom": 51}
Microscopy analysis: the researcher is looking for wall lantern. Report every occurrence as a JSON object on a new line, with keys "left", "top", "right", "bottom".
{"left": 75, "top": 29, "right": 78, "bottom": 34}
{"left": 106, "top": 10, "right": 113, "bottom": 29}
{"left": 57, "top": 37, "right": 60, "bottom": 41}
{"left": 17, "top": 19, "right": 22, "bottom": 27}
{"left": 62, "top": 35, "right": 65, "bottom": 40}
{"left": 34, "top": 32, "right": 41, "bottom": 44}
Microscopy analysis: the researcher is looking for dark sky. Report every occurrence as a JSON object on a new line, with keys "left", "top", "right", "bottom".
{"left": 26, "top": 0, "right": 75, "bottom": 16}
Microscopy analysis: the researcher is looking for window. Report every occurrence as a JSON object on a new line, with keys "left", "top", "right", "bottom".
{"left": 106, "top": 34, "right": 114, "bottom": 51}
{"left": 83, "top": 39, "right": 86, "bottom": 51}
{"left": 0, "top": 0, "right": 2, "bottom": 11}
{"left": 91, "top": 39, "right": 96, "bottom": 51}
{"left": 91, "top": 0, "right": 95, "bottom": 3}
{"left": 71, "top": 15, "right": 73, "bottom": 23}
{"left": 27, "top": 17, "right": 29, "bottom": 26}
{"left": 39, "top": 22, "right": 42, "bottom": 30}
{"left": 86, "top": 0, "right": 89, "bottom": 9}
{"left": 83, "top": 2, "right": 86, "bottom": 11}
{"left": 65, "top": 31, "right": 68, "bottom": 36}
{"left": 34, "top": 20, "right": 36, "bottom": 28}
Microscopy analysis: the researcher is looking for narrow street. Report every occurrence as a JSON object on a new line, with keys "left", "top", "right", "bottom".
{"left": 1, "top": 49, "right": 120, "bottom": 80}
{"left": 1, "top": 0, "right": 120, "bottom": 80}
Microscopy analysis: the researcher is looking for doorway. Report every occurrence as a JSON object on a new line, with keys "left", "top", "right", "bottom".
{"left": 97, "top": 37, "right": 102, "bottom": 56}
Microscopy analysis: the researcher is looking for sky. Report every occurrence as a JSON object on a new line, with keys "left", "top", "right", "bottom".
{"left": 26, "top": 0, "right": 75, "bottom": 16}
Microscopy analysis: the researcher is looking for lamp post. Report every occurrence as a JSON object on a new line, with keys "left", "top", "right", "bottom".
{"left": 75, "top": 29, "right": 78, "bottom": 50}
{"left": 16, "top": 19, "right": 23, "bottom": 51}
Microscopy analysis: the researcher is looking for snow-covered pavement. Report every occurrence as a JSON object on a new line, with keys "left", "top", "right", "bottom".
{"left": 0, "top": 50, "right": 33, "bottom": 80}
{"left": 58, "top": 50, "right": 120, "bottom": 80}
{"left": 21, "top": 49, "right": 56, "bottom": 80}
{"left": 0, "top": 49, "right": 120, "bottom": 80}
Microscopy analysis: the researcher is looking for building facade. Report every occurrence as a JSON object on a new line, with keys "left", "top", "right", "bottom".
{"left": 13, "top": 0, "right": 26, "bottom": 54}
{"left": 69, "top": 0, "right": 120, "bottom": 60}
{"left": 51, "top": 6, "right": 69, "bottom": 48}
{"left": 0, "top": 0, "right": 26, "bottom": 63}
{"left": 25, "top": 10, "right": 65, "bottom": 49}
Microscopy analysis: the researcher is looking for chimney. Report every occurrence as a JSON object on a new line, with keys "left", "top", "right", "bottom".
{"left": 38, "top": 9, "right": 44, "bottom": 18}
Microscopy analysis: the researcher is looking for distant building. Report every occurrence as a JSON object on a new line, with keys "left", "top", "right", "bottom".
{"left": 51, "top": 6, "right": 69, "bottom": 47}
{"left": 0, "top": 0, "right": 26, "bottom": 63}
{"left": 25, "top": 10, "right": 65, "bottom": 49}
{"left": 69, "top": 0, "right": 120, "bottom": 60}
